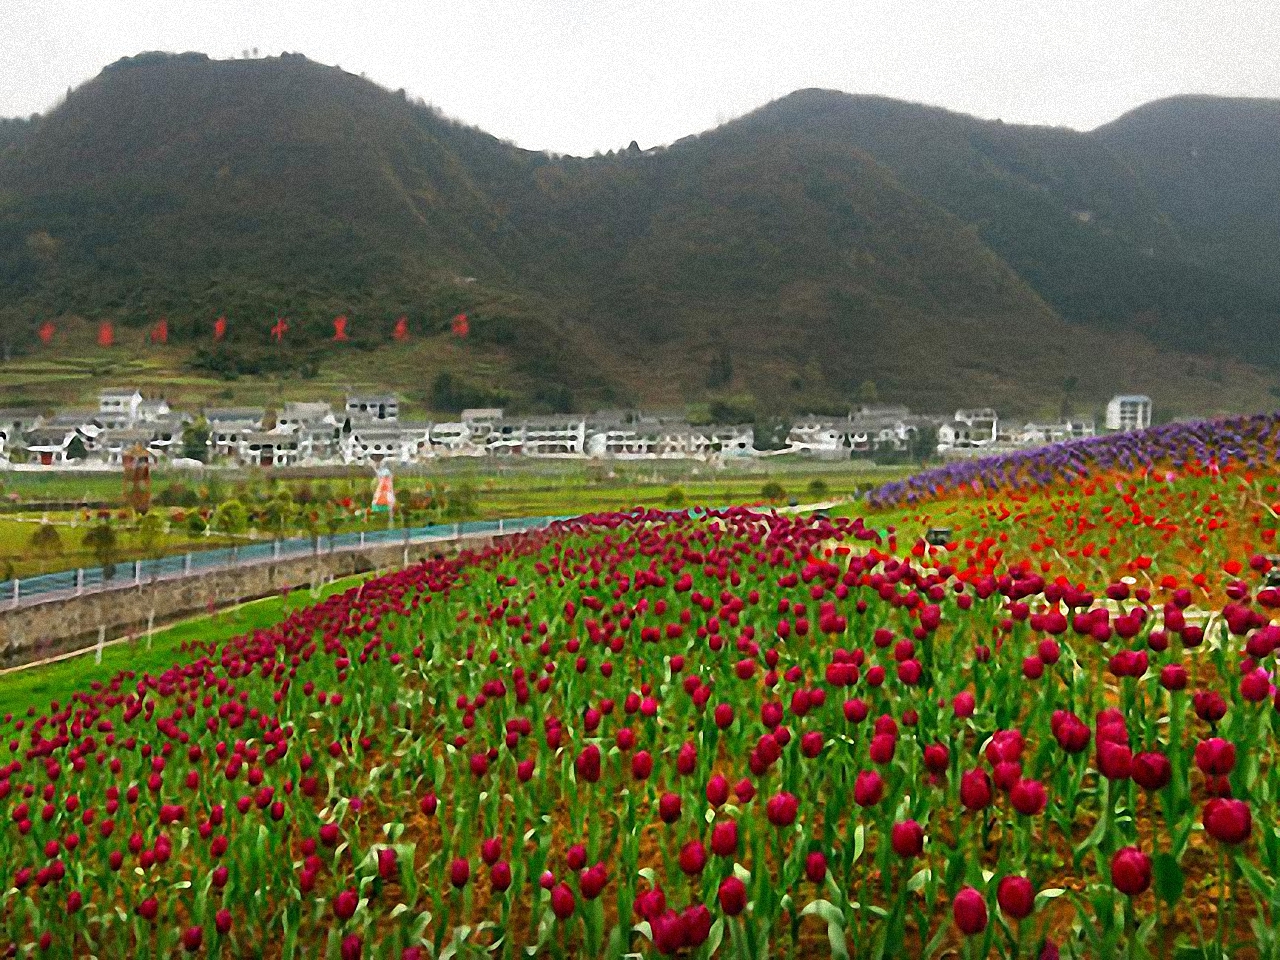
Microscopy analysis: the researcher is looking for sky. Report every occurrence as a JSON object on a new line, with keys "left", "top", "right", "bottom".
{"left": 3, "top": 0, "right": 1278, "bottom": 156}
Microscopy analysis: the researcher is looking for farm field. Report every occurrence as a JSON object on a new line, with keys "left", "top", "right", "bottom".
{"left": 3, "top": 416, "right": 1280, "bottom": 957}
{"left": 0, "top": 461, "right": 903, "bottom": 579}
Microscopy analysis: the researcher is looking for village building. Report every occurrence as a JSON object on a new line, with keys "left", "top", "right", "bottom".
{"left": 585, "top": 418, "right": 662, "bottom": 458}
{"left": 97, "top": 428, "right": 157, "bottom": 466}
{"left": 23, "top": 427, "right": 79, "bottom": 466}
{"left": 207, "top": 410, "right": 266, "bottom": 461}
{"left": 342, "top": 422, "right": 431, "bottom": 464}
{"left": 98, "top": 388, "right": 144, "bottom": 428}
{"left": 460, "top": 408, "right": 503, "bottom": 446}
{"left": 426, "top": 421, "right": 476, "bottom": 456}
{"left": 0, "top": 409, "right": 44, "bottom": 458}
{"left": 516, "top": 417, "right": 589, "bottom": 457}
{"left": 1017, "top": 419, "right": 1097, "bottom": 445}
{"left": 785, "top": 416, "right": 847, "bottom": 455}
{"left": 237, "top": 432, "right": 300, "bottom": 468}
{"left": 277, "top": 401, "right": 335, "bottom": 430}
{"left": 345, "top": 394, "right": 398, "bottom": 422}
{"left": 1105, "top": 395, "right": 1152, "bottom": 432}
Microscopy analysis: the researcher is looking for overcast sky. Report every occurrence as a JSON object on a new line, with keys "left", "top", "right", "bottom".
{"left": 4, "top": 0, "right": 1277, "bottom": 155}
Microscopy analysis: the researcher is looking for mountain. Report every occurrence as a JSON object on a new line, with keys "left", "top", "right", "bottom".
{"left": 1095, "top": 96, "right": 1280, "bottom": 287}
{"left": 1, "top": 52, "right": 1278, "bottom": 420}
{"left": 735, "top": 90, "right": 1280, "bottom": 368}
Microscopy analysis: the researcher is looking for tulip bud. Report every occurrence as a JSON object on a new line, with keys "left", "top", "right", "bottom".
{"left": 952, "top": 887, "right": 988, "bottom": 935}
{"left": 718, "top": 876, "right": 747, "bottom": 916}
{"left": 1110, "top": 847, "right": 1152, "bottom": 896}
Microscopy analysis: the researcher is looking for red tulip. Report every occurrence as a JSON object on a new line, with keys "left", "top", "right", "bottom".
{"left": 853, "top": 771, "right": 884, "bottom": 807}
{"left": 1132, "top": 751, "right": 1172, "bottom": 791}
{"left": 1010, "top": 779, "right": 1047, "bottom": 816}
{"left": 952, "top": 887, "right": 988, "bottom": 935}
{"left": 551, "top": 882, "right": 576, "bottom": 919}
{"left": 1110, "top": 847, "right": 1152, "bottom": 896}
{"left": 490, "top": 861, "right": 512, "bottom": 892}
{"left": 678, "top": 839, "right": 707, "bottom": 876}
{"left": 997, "top": 876, "right": 1035, "bottom": 919}
{"left": 804, "top": 851, "right": 828, "bottom": 883}
{"left": 766, "top": 791, "right": 799, "bottom": 826}
{"left": 1203, "top": 798, "right": 1252, "bottom": 845}
{"left": 890, "top": 820, "right": 925, "bottom": 858}
{"left": 718, "top": 876, "right": 747, "bottom": 915}
{"left": 449, "top": 858, "right": 470, "bottom": 889}
{"left": 1194, "top": 738, "right": 1236, "bottom": 776}
{"left": 334, "top": 888, "right": 359, "bottom": 920}
{"left": 960, "top": 769, "right": 992, "bottom": 811}
{"left": 182, "top": 926, "right": 203, "bottom": 952}
{"left": 711, "top": 820, "right": 739, "bottom": 857}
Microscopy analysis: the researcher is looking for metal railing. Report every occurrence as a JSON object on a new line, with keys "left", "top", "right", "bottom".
{"left": 1, "top": 515, "right": 560, "bottom": 609}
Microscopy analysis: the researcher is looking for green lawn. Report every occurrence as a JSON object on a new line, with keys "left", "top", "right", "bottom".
{"left": 0, "top": 573, "right": 370, "bottom": 717}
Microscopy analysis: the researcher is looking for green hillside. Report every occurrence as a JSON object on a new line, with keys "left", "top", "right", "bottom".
{"left": 1095, "top": 95, "right": 1280, "bottom": 287}
{"left": 733, "top": 90, "right": 1280, "bottom": 367}
{"left": 1, "top": 53, "right": 1278, "bottom": 420}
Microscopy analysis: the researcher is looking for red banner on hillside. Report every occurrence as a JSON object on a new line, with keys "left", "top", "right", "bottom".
{"left": 38, "top": 322, "right": 55, "bottom": 344}
{"left": 270, "top": 318, "right": 289, "bottom": 342}
{"left": 213, "top": 316, "right": 227, "bottom": 341}
{"left": 451, "top": 313, "right": 469, "bottom": 338}
{"left": 150, "top": 317, "right": 168, "bottom": 344}
{"left": 333, "top": 316, "right": 349, "bottom": 342}
{"left": 97, "top": 322, "right": 114, "bottom": 347}
{"left": 393, "top": 316, "right": 409, "bottom": 341}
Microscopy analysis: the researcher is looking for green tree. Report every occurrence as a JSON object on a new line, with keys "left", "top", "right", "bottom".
{"left": 28, "top": 522, "right": 63, "bottom": 558}
{"left": 663, "top": 486, "right": 686, "bottom": 508}
{"left": 262, "top": 491, "right": 296, "bottom": 538}
{"left": 444, "top": 483, "right": 478, "bottom": 520}
{"left": 761, "top": 480, "right": 786, "bottom": 503}
{"left": 806, "top": 477, "right": 830, "bottom": 501}
{"left": 182, "top": 416, "right": 211, "bottom": 462}
{"left": 82, "top": 522, "right": 118, "bottom": 579}
{"left": 213, "top": 499, "right": 248, "bottom": 536}
{"left": 857, "top": 380, "right": 880, "bottom": 405}
{"left": 138, "top": 511, "right": 165, "bottom": 557}
{"left": 910, "top": 424, "right": 939, "bottom": 465}
{"left": 66, "top": 436, "right": 88, "bottom": 460}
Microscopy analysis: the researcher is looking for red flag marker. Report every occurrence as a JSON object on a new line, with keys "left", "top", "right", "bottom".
{"left": 97, "top": 321, "right": 114, "bottom": 347}
{"left": 451, "top": 313, "right": 469, "bottom": 338}
{"left": 333, "top": 315, "right": 349, "bottom": 342}
{"left": 393, "top": 316, "right": 409, "bottom": 341}
{"left": 149, "top": 317, "right": 168, "bottom": 344}
{"left": 38, "top": 321, "right": 55, "bottom": 344}
{"left": 270, "top": 317, "right": 289, "bottom": 342}
{"left": 213, "top": 316, "right": 227, "bottom": 341}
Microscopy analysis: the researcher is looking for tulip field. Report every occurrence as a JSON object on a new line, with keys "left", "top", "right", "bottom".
{"left": 7, "top": 414, "right": 1280, "bottom": 958}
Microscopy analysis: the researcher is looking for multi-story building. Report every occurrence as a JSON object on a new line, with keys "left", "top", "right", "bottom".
{"left": 1105, "top": 396, "right": 1152, "bottom": 432}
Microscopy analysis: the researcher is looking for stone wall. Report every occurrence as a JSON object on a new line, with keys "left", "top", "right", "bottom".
{"left": 0, "top": 535, "right": 495, "bottom": 670}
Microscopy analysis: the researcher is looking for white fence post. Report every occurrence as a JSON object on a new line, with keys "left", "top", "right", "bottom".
{"left": 11, "top": 578, "right": 18, "bottom": 605}
{"left": 134, "top": 560, "right": 141, "bottom": 585}
{"left": 76, "top": 568, "right": 84, "bottom": 595}
{"left": 184, "top": 552, "right": 192, "bottom": 575}
{"left": 273, "top": 539, "right": 281, "bottom": 560}
{"left": 359, "top": 531, "right": 366, "bottom": 548}
{"left": 95, "top": 625, "right": 105, "bottom": 665}
{"left": 498, "top": 518, "right": 505, "bottom": 535}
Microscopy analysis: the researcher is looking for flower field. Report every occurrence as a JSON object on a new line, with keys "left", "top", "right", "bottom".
{"left": 6, "top": 416, "right": 1280, "bottom": 958}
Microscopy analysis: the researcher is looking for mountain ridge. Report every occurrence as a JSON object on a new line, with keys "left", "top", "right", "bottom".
{"left": 1, "top": 52, "right": 1278, "bottom": 420}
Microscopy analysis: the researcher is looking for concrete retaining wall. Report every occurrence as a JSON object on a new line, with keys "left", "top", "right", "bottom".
{"left": 0, "top": 535, "right": 494, "bottom": 670}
